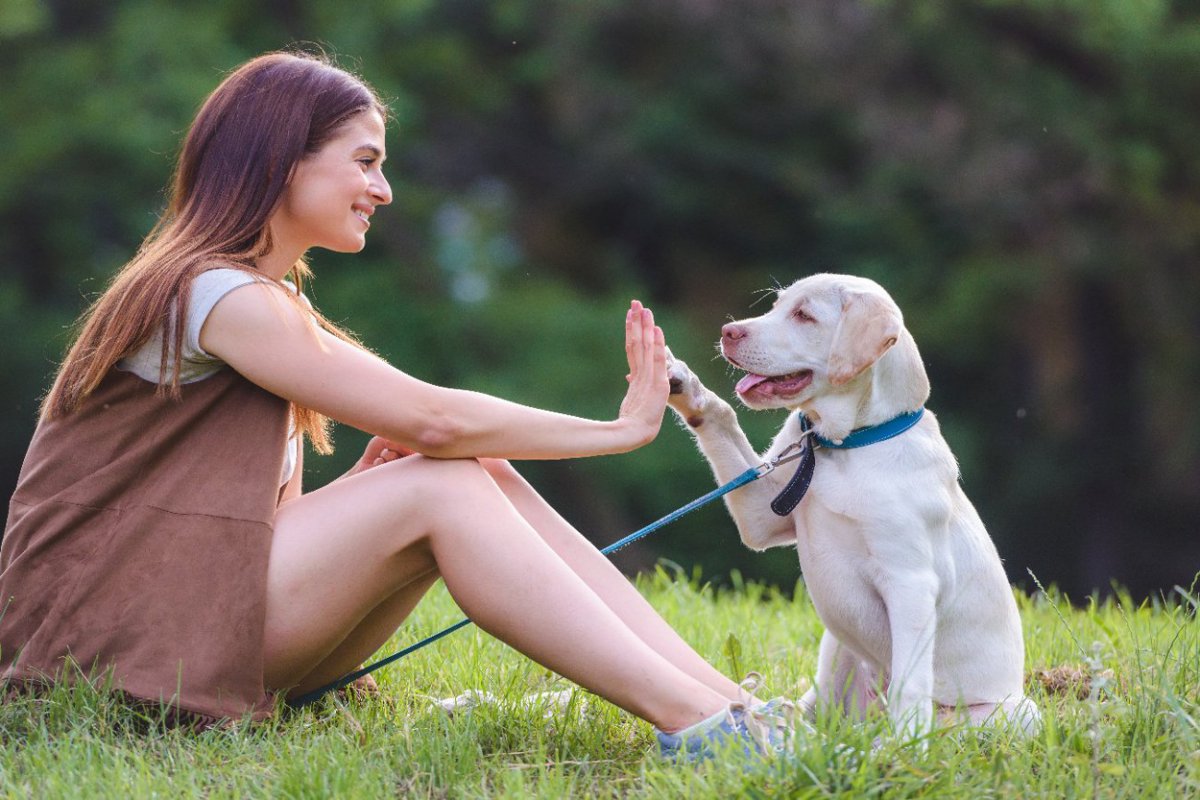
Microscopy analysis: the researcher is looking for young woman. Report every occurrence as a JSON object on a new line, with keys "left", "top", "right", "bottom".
{"left": 0, "top": 51, "right": 788, "bottom": 754}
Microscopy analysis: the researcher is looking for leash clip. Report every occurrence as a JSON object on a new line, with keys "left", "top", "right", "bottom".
{"left": 754, "top": 432, "right": 814, "bottom": 477}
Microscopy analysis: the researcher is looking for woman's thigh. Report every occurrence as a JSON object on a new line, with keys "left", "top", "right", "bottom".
{"left": 478, "top": 458, "right": 636, "bottom": 589}
{"left": 262, "top": 455, "right": 478, "bottom": 689}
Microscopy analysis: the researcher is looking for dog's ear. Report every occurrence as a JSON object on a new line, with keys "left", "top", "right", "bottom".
{"left": 827, "top": 290, "right": 903, "bottom": 386}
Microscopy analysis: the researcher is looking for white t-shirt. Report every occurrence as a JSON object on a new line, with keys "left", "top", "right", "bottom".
{"left": 116, "top": 268, "right": 305, "bottom": 486}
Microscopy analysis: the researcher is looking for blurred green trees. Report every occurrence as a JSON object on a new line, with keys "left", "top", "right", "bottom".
{"left": 2, "top": 0, "right": 1197, "bottom": 597}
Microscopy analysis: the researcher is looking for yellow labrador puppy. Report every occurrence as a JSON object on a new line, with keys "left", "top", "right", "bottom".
{"left": 666, "top": 273, "right": 1038, "bottom": 740}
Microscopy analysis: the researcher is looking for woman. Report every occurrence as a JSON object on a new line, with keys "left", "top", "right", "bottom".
{"left": 0, "top": 51, "right": 787, "bottom": 756}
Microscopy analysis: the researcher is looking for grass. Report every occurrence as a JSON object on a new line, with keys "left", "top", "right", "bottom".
{"left": 1, "top": 568, "right": 1197, "bottom": 799}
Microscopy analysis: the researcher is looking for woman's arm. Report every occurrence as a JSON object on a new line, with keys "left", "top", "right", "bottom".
{"left": 199, "top": 283, "right": 669, "bottom": 460}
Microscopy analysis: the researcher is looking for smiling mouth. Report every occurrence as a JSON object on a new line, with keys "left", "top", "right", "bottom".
{"left": 353, "top": 209, "right": 371, "bottom": 226}
{"left": 734, "top": 370, "right": 814, "bottom": 398}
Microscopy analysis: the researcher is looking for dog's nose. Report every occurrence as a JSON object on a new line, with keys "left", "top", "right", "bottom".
{"left": 722, "top": 323, "right": 747, "bottom": 343}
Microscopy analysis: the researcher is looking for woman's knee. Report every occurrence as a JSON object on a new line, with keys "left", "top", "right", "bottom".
{"left": 478, "top": 457, "right": 522, "bottom": 489}
{"left": 395, "top": 455, "right": 500, "bottom": 518}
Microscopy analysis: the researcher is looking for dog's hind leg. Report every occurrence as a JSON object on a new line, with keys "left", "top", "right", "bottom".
{"left": 807, "top": 630, "right": 878, "bottom": 722}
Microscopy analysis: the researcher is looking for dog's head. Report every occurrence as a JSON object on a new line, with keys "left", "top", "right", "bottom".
{"left": 720, "top": 274, "right": 926, "bottom": 416}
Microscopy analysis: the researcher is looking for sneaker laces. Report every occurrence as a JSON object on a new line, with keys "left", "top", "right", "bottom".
{"left": 738, "top": 671, "right": 766, "bottom": 702}
{"left": 736, "top": 672, "right": 800, "bottom": 755}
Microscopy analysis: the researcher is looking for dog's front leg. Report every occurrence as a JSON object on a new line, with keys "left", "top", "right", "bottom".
{"left": 666, "top": 353, "right": 797, "bottom": 550}
{"left": 665, "top": 351, "right": 760, "bottom": 472}
{"left": 880, "top": 573, "right": 939, "bottom": 741}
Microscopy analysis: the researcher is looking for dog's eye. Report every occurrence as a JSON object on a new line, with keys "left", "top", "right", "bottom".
{"left": 792, "top": 308, "right": 815, "bottom": 323}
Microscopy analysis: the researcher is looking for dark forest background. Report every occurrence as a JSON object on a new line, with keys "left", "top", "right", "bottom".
{"left": 1, "top": 0, "right": 1197, "bottom": 599}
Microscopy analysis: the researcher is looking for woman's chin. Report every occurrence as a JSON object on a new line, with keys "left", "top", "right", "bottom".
{"left": 322, "top": 236, "right": 368, "bottom": 254}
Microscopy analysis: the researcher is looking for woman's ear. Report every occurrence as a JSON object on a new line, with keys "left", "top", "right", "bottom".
{"left": 826, "top": 290, "right": 903, "bottom": 386}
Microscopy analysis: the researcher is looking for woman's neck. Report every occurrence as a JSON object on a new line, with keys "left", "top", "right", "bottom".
{"left": 254, "top": 241, "right": 306, "bottom": 281}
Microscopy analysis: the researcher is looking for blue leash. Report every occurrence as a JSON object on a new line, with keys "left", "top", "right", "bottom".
{"left": 288, "top": 447, "right": 806, "bottom": 708}
{"left": 290, "top": 408, "right": 926, "bottom": 708}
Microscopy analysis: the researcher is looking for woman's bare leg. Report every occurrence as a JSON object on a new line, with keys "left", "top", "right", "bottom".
{"left": 263, "top": 455, "right": 729, "bottom": 732}
{"left": 288, "top": 566, "right": 440, "bottom": 694}
{"left": 478, "top": 458, "right": 744, "bottom": 699}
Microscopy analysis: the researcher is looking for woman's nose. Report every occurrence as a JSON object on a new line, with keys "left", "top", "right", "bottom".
{"left": 371, "top": 172, "right": 393, "bottom": 206}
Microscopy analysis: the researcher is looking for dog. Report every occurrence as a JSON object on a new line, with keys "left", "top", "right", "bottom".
{"left": 666, "top": 273, "right": 1039, "bottom": 739}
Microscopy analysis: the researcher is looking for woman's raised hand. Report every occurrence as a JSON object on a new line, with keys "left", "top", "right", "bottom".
{"left": 618, "top": 300, "right": 670, "bottom": 448}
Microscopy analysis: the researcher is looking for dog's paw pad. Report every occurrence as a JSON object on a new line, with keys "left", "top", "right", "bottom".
{"left": 666, "top": 358, "right": 695, "bottom": 386}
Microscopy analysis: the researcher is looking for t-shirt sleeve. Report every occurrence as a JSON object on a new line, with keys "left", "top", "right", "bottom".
{"left": 117, "top": 267, "right": 313, "bottom": 384}
{"left": 186, "top": 268, "right": 312, "bottom": 364}
{"left": 184, "top": 268, "right": 265, "bottom": 365}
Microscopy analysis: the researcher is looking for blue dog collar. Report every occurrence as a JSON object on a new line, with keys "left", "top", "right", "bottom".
{"left": 771, "top": 408, "right": 927, "bottom": 516}
{"left": 804, "top": 408, "right": 926, "bottom": 449}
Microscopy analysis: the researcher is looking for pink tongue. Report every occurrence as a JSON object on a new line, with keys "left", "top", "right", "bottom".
{"left": 736, "top": 373, "right": 772, "bottom": 394}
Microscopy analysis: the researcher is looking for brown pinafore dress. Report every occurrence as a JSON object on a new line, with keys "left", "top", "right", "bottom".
{"left": 0, "top": 367, "right": 289, "bottom": 724}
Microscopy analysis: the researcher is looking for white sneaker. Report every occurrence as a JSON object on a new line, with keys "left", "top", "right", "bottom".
{"left": 431, "top": 688, "right": 587, "bottom": 719}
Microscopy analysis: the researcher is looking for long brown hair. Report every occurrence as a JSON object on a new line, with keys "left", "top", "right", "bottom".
{"left": 43, "top": 50, "right": 388, "bottom": 453}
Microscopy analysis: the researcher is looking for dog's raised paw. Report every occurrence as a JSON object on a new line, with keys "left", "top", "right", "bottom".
{"left": 665, "top": 357, "right": 709, "bottom": 419}
{"left": 664, "top": 351, "right": 690, "bottom": 396}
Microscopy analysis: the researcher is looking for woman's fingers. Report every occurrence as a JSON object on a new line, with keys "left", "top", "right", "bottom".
{"left": 361, "top": 436, "right": 415, "bottom": 468}
{"left": 652, "top": 323, "right": 667, "bottom": 378}
{"left": 626, "top": 300, "right": 661, "bottom": 372}
{"left": 619, "top": 299, "right": 669, "bottom": 434}
{"left": 625, "top": 300, "right": 645, "bottom": 373}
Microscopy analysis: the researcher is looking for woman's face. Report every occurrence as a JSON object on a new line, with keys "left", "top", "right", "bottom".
{"left": 271, "top": 110, "right": 392, "bottom": 261}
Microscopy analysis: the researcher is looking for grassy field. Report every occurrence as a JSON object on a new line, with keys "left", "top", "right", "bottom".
{"left": 1, "top": 569, "right": 1196, "bottom": 799}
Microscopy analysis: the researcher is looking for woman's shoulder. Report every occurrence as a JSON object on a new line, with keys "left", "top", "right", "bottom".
{"left": 192, "top": 263, "right": 272, "bottom": 295}
{"left": 193, "top": 263, "right": 311, "bottom": 306}
{"left": 116, "top": 266, "right": 287, "bottom": 384}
